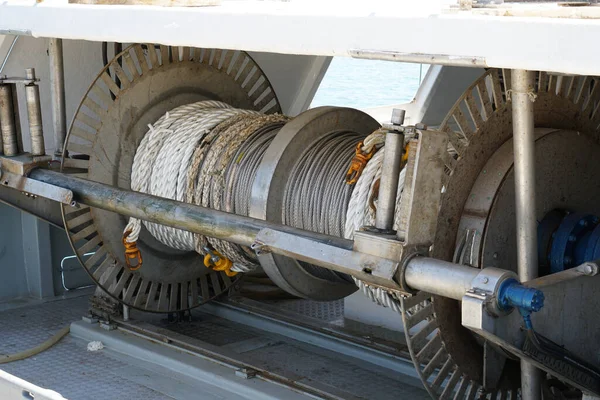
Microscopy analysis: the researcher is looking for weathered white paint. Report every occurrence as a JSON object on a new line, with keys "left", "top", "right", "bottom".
{"left": 1, "top": 1, "right": 599, "bottom": 75}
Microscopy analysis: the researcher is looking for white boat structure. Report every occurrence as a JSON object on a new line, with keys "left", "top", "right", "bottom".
{"left": 0, "top": 1, "right": 599, "bottom": 399}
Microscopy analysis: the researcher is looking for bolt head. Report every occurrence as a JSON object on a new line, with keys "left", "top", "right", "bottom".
{"left": 482, "top": 277, "right": 489, "bottom": 284}
{"left": 568, "top": 235, "right": 577, "bottom": 243}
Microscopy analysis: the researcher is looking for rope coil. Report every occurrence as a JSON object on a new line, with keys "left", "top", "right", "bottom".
{"left": 124, "top": 100, "right": 409, "bottom": 313}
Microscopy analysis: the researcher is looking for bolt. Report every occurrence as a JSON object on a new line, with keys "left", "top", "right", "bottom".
{"left": 568, "top": 235, "right": 577, "bottom": 243}
{"left": 583, "top": 263, "right": 598, "bottom": 276}
{"left": 579, "top": 219, "right": 589, "bottom": 227}
{"left": 564, "top": 256, "right": 573, "bottom": 266}
{"left": 482, "top": 277, "right": 489, "bottom": 284}
{"left": 493, "top": 252, "right": 499, "bottom": 260}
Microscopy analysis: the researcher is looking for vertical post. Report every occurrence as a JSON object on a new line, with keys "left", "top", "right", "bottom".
{"left": 0, "top": 84, "right": 18, "bottom": 156}
{"left": 48, "top": 38, "right": 67, "bottom": 158}
{"left": 511, "top": 69, "right": 541, "bottom": 400}
{"left": 25, "top": 68, "right": 45, "bottom": 156}
{"left": 375, "top": 109, "right": 405, "bottom": 231}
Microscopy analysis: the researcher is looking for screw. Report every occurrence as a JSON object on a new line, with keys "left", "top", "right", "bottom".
{"left": 493, "top": 252, "right": 499, "bottom": 260}
{"left": 583, "top": 263, "right": 598, "bottom": 275}
{"left": 568, "top": 235, "right": 577, "bottom": 243}
{"left": 482, "top": 277, "right": 489, "bottom": 284}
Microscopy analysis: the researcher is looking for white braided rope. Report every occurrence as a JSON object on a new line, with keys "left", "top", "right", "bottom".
{"left": 124, "top": 102, "right": 426, "bottom": 306}
{"left": 124, "top": 101, "right": 259, "bottom": 272}
{"left": 345, "top": 131, "right": 408, "bottom": 314}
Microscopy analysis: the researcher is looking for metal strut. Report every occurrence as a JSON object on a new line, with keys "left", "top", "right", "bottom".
{"left": 511, "top": 69, "right": 542, "bottom": 400}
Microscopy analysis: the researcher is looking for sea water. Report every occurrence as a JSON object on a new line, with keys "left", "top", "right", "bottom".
{"left": 311, "top": 57, "right": 425, "bottom": 110}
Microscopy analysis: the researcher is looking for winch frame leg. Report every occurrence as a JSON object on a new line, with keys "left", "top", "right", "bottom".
{"left": 48, "top": 38, "right": 67, "bottom": 159}
{"left": 511, "top": 69, "right": 542, "bottom": 400}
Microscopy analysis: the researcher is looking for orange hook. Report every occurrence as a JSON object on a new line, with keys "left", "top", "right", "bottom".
{"left": 345, "top": 141, "right": 376, "bottom": 185}
{"left": 122, "top": 230, "right": 143, "bottom": 271}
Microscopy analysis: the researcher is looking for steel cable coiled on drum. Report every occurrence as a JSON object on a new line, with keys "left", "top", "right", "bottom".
{"left": 282, "top": 130, "right": 365, "bottom": 283}
{"left": 124, "top": 100, "right": 408, "bottom": 311}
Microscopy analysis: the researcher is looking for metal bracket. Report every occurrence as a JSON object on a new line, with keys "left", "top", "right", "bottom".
{"left": 0, "top": 155, "right": 74, "bottom": 205}
{"left": 253, "top": 228, "right": 403, "bottom": 291}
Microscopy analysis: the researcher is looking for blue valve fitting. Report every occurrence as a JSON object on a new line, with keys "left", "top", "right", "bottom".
{"left": 498, "top": 278, "right": 544, "bottom": 313}
{"left": 497, "top": 279, "right": 544, "bottom": 330}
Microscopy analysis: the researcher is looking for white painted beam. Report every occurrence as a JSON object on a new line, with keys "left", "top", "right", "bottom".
{"left": 1, "top": 1, "right": 600, "bottom": 76}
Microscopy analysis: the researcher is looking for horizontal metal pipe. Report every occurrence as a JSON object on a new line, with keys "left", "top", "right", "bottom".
{"left": 404, "top": 257, "right": 479, "bottom": 300}
{"left": 30, "top": 169, "right": 488, "bottom": 300}
{"left": 29, "top": 169, "right": 353, "bottom": 250}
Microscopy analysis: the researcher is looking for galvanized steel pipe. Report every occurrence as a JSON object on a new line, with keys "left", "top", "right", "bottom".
{"left": 404, "top": 257, "right": 479, "bottom": 300}
{"left": 29, "top": 168, "right": 352, "bottom": 250}
{"left": 25, "top": 68, "right": 45, "bottom": 156}
{"left": 48, "top": 39, "right": 67, "bottom": 158}
{"left": 375, "top": 131, "right": 404, "bottom": 231}
{"left": 0, "top": 84, "right": 18, "bottom": 156}
{"left": 511, "top": 69, "right": 542, "bottom": 400}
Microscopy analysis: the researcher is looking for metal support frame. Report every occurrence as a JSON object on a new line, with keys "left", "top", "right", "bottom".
{"left": 375, "top": 109, "right": 405, "bottom": 232}
{"left": 24, "top": 68, "right": 45, "bottom": 156}
{"left": 0, "top": 83, "right": 18, "bottom": 156}
{"left": 511, "top": 69, "right": 541, "bottom": 400}
{"left": 48, "top": 38, "right": 67, "bottom": 158}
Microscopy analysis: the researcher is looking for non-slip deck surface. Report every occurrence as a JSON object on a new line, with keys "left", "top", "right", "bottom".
{"left": 0, "top": 295, "right": 428, "bottom": 399}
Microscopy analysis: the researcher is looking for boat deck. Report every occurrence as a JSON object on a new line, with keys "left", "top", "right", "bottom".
{"left": 0, "top": 293, "right": 428, "bottom": 399}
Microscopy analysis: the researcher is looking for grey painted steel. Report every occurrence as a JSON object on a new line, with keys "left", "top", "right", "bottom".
{"left": 24, "top": 68, "right": 44, "bottom": 156}
{"left": 71, "top": 321, "right": 319, "bottom": 400}
{"left": 202, "top": 300, "right": 423, "bottom": 387}
{"left": 460, "top": 129, "right": 600, "bottom": 274}
{"left": 0, "top": 169, "right": 74, "bottom": 205}
{"left": 404, "top": 256, "right": 479, "bottom": 301}
{"left": 0, "top": 186, "right": 63, "bottom": 227}
{"left": 249, "top": 106, "right": 380, "bottom": 300}
{"left": 48, "top": 38, "right": 66, "bottom": 158}
{"left": 511, "top": 69, "right": 541, "bottom": 400}
{"left": 375, "top": 131, "right": 404, "bottom": 231}
{"left": 0, "top": 84, "right": 18, "bottom": 155}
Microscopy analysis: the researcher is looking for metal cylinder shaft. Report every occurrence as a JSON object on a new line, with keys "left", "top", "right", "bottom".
{"left": 29, "top": 168, "right": 352, "bottom": 251}
{"left": 375, "top": 131, "right": 404, "bottom": 231}
{"left": 0, "top": 84, "right": 18, "bottom": 156}
{"left": 404, "top": 257, "right": 479, "bottom": 300}
{"left": 49, "top": 39, "right": 67, "bottom": 158}
{"left": 25, "top": 68, "right": 45, "bottom": 156}
{"left": 511, "top": 69, "right": 541, "bottom": 400}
